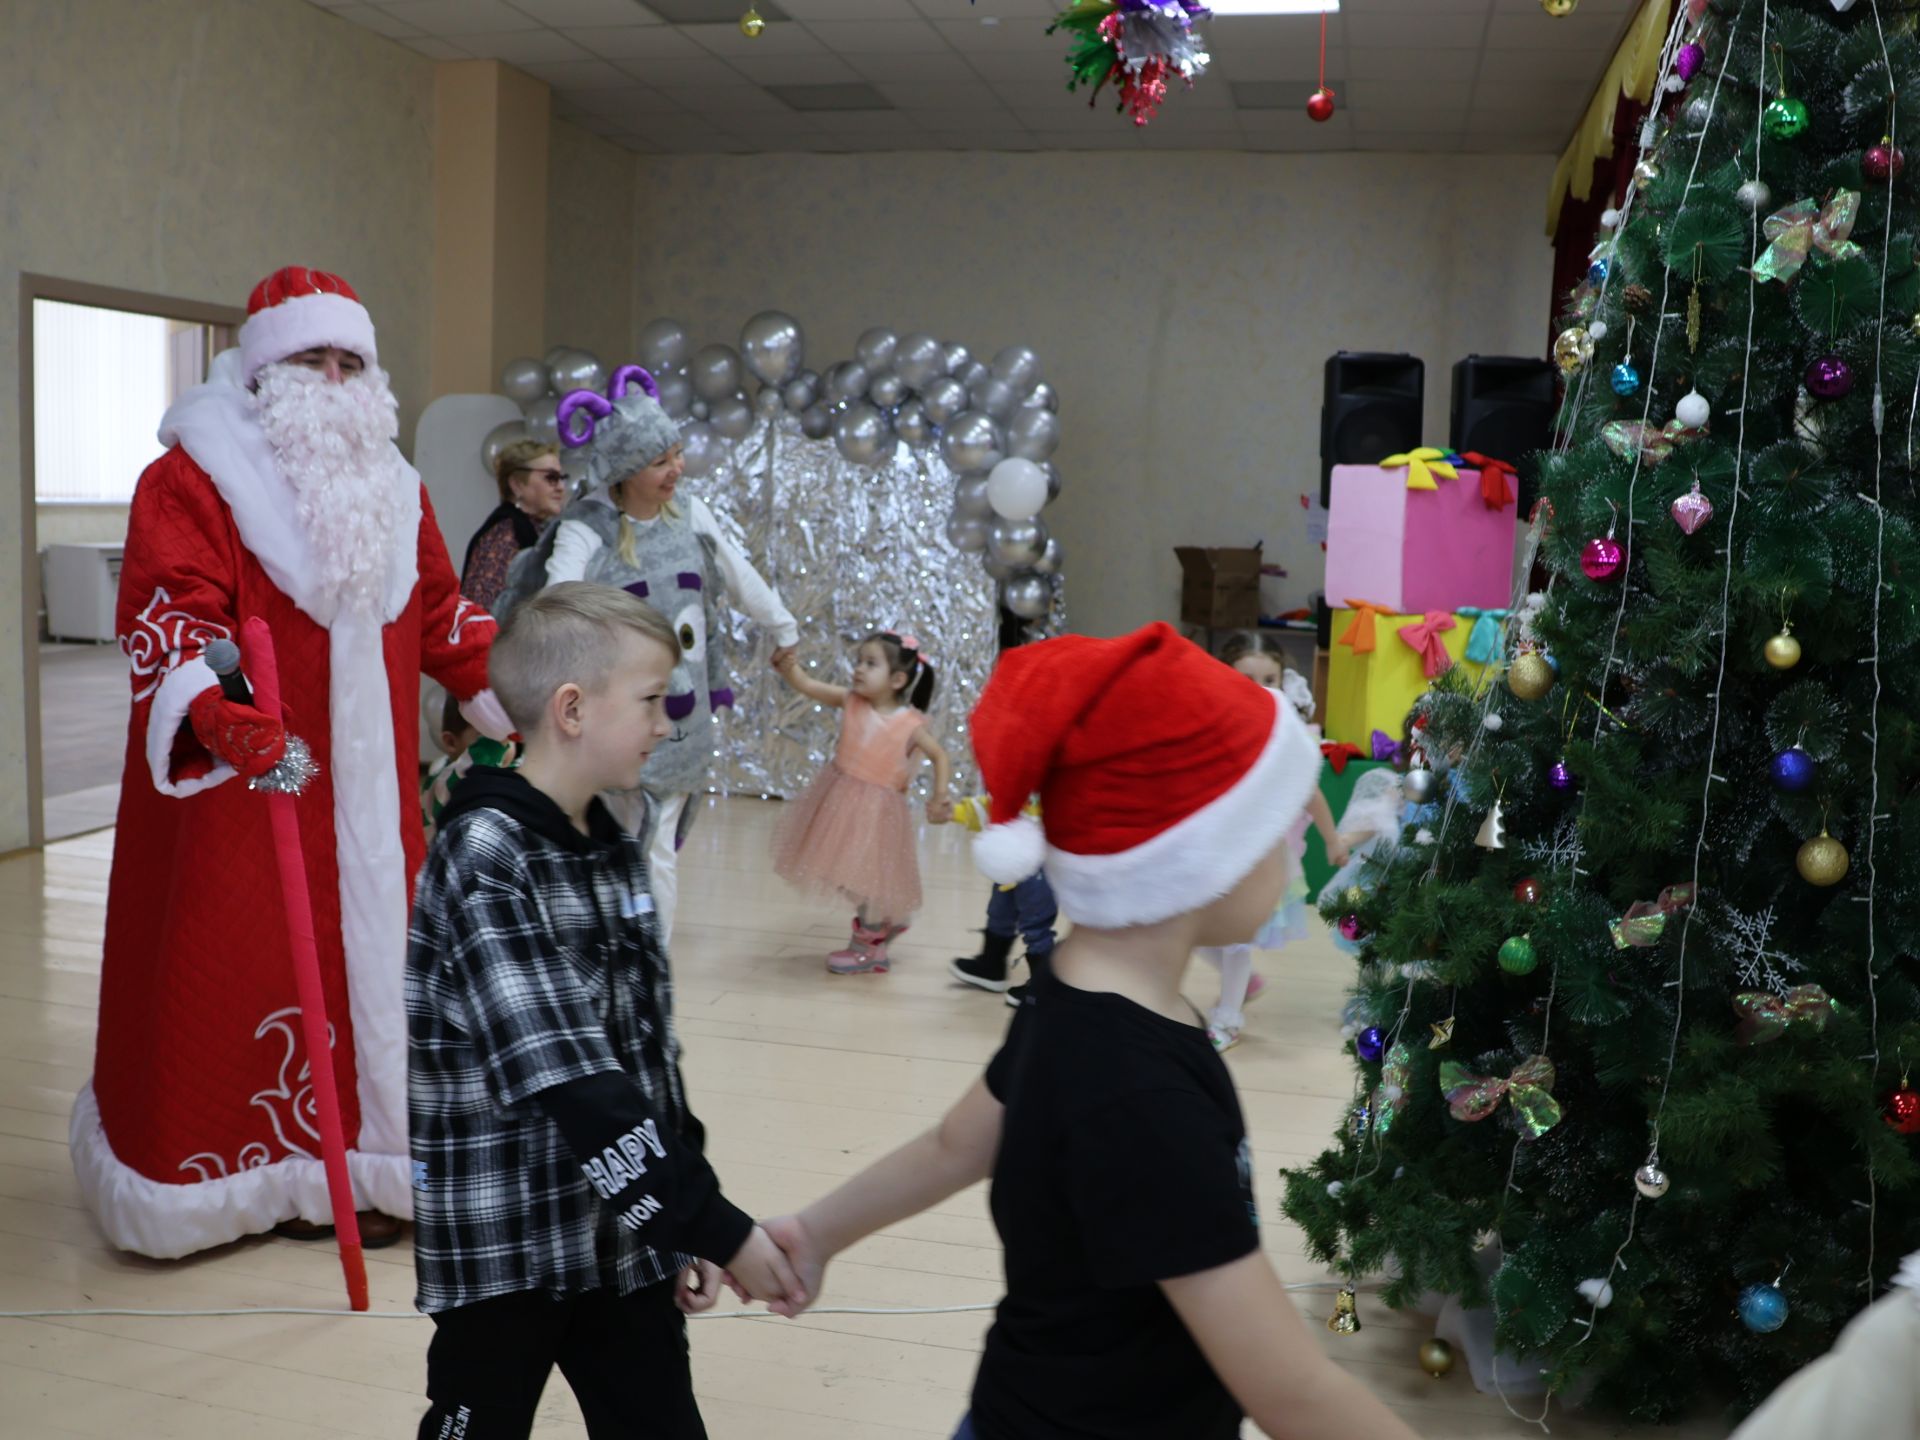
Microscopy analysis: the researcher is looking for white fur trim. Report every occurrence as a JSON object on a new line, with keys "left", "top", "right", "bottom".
{"left": 145, "top": 655, "right": 237, "bottom": 799}
{"left": 69, "top": 1082, "right": 410, "bottom": 1260}
{"left": 1044, "top": 689, "right": 1322, "bottom": 930}
{"left": 974, "top": 814, "right": 1047, "bottom": 885}
{"left": 239, "top": 292, "right": 377, "bottom": 385}
{"left": 461, "top": 687, "right": 514, "bottom": 743}
{"left": 326, "top": 614, "right": 410, "bottom": 1159}
{"left": 159, "top": 349, "right": 418, "bottom": 628}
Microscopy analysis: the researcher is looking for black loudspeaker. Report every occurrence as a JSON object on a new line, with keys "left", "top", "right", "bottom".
{"left": 1320, "top": 352, "right": 1424, "bottom": 507}
{"left": 1449, "top": 355, "right": 1557, "bottom": 511}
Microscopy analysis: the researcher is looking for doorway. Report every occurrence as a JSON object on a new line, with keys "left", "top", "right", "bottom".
{"left": 19, "top": 276, "right": 242, "bottom": 846}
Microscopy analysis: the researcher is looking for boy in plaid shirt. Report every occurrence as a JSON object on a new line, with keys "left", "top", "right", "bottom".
{"left": 407, "top": 582, "right": 800, "bottom": 1440}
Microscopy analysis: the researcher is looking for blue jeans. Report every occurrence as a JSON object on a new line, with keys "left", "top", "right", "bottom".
{"left": 952, "top": 1418, "right": 977, "bottom": 1440}
{"left": 985, "top": 873, "right": 1057, "bottom": 957}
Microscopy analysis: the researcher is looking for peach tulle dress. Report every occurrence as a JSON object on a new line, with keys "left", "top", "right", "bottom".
{"left": 772, "top": 693, "right": 925, "bottom": 921}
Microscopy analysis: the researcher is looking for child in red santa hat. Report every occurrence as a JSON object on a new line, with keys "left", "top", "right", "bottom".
{"left": 759, "top": 622, "right": 1420, "bottom": 1440}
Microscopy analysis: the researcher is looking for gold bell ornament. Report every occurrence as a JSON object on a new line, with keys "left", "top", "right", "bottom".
{"left": 1765, "top": 593, "right": 1801, "bottom": 670}
{"left": 1419, "top": 1338, "right": 1456, "bottom": 1378}
{"left": 1508, "top": 651, "right": 1555, "bottom": 701}
{"left": 738, "top": 4, "right": 766, "bottom": 37}
{"left": 1541, "top": 0, "right": 1578, "bottom": 15}
{"left": 1328, "top": 1285, "right": 1362, "bottom": 1335}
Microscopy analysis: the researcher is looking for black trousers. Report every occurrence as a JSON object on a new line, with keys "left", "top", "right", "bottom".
{"left": 418, "top": 1282, "right": 706, "bottom": 1440}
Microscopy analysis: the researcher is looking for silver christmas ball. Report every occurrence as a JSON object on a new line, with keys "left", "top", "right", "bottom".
{"left": 1403, "top": 766, "right": 1439, "bottom": 804}
{"left": 1736, "top": 179, "right": 1771, "bottom": 214}
{"left": 1634, "top": 1162, "right": 1671, "bottom": 1199}
{"left": 1683, "top": 95, "right": 1712, "bottom": 131}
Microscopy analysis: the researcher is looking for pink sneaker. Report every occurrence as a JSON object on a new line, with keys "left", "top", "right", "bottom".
{"left": 828, "top": 920, "right": 903, "bottom": 975}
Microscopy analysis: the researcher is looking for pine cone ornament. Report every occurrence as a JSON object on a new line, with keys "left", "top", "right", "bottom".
{"left": 1623, "top": 283, "right": 1655, "bottom": 314}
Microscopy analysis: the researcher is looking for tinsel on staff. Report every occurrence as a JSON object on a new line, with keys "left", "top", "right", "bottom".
{"left": 1048, "top": 0, "right": 1212, "bottom": 127}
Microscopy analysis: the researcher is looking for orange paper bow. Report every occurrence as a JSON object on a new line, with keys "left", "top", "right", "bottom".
{"left": 1398, "top": 612, "right": 1457, "bottom": 678}
{"left": 1336, "top": 599, "right": 1399, "bottom": 653}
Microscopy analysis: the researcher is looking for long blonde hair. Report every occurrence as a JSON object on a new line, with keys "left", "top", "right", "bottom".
{"left": 611, "top": 476, "right": 684, "bottom": 568}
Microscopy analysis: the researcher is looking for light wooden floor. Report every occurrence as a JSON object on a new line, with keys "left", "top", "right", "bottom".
{"left": 0, "top": 797, "right": 1722, "bottom": 1439}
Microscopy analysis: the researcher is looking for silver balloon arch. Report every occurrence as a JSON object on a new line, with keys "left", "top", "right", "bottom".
{"left": 493, "top": 315, "right": 1068, "bottom": 801}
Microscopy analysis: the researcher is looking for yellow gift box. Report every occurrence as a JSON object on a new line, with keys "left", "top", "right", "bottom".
{"left": 1324, "top": 603, "right": 1491, "bottom": 746}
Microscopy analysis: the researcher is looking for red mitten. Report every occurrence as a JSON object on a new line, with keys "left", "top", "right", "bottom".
{"left": 188, "top": 686, "right": 286, "bottom": 780}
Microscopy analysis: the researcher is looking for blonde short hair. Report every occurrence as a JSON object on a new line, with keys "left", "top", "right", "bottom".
{"left": 493, "top": 438, "right": 560, "bottom": 503}
{"left": 489, "top": 582, "right": 679, "bottom": 736}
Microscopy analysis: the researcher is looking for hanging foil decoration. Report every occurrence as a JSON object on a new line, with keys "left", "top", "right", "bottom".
{"left": 698, "top": 416, "right": 1058, "bottom": 803}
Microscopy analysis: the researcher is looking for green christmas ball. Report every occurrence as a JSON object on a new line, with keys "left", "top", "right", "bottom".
{"left": 1764, "top": 96, "right": 1810, "bottom": 140}
{"left": 1498, "top": 934, "right": 1539, "bottom": 976}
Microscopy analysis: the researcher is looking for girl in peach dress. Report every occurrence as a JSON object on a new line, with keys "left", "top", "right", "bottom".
{"left": 772, "top": 632, "right": 952, "bottom": 974}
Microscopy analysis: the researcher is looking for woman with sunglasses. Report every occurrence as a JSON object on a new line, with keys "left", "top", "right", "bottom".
{"left": 460, "top": 439, "right": 572, "bottom": 612}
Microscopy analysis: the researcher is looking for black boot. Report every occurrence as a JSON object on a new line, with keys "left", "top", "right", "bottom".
{"left": 1007, "top": 947, "right": 1052, "bottom": 1008}
{"left": 950, "top": 931, "right": 1017, "bottom": 992}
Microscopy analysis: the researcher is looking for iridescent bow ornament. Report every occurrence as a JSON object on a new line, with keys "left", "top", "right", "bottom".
{"left": 1382, "top": 447, "right": 1459, "bottom": 492}
{"left": 1370, "top": 1042, "right": 1414, "bottom": 1138}
{"left": 1732, "top": 985, "right": 1835, "bottom": 1045}
{"left": 1601, "top": 417, "right": 1704, "bottom": 467}
{"left": 1752, "top": 191, "right": 1862, "bottom": 285}
{"left": 1398, "top": 612, "right": 1458, "bottom": 679}
{"left": 1440, "top": 1055, "right": 1563, "bottom": 1138}
{"left": 1609, "top": 883, "right": 1697, "bottom": 948}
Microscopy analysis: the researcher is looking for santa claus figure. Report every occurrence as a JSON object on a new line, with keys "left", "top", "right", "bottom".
{"left": 70, "top": 267, "right": 511, "bottom": 1258}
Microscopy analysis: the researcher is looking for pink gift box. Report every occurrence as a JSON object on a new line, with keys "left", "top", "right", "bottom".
{"left": 1324, "top": 461, "right": 1517, "bottom": 614}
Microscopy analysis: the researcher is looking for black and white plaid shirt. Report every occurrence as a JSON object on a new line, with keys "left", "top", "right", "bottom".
{"left": 406, "top": 771, "right": 703, "bottom": 1313}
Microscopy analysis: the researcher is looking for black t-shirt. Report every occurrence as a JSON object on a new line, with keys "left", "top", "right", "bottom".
{"left": 973, "top": 973, "right": 1260, "bottom": 1440}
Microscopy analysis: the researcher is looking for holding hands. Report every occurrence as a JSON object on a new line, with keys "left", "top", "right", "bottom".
{"left": 719, "top": 1223, "right": 809, "bottom": 1313}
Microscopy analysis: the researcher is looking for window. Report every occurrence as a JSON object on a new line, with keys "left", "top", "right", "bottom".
{"left": 33, "top": 299, "right": 229, "bottom": 504}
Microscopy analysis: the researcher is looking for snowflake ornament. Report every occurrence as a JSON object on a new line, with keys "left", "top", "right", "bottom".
{"left": 1521, "top": 813, "right": 1586, "bottom": 873}
{"left": 1716, "top": 903, "right": 1805, "bottom": 995}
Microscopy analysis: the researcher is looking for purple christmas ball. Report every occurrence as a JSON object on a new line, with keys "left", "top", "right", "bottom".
{"left": 1338, "top": 913, "right": 1364, "bottom": 942}
{"left": 1770, "top": 746, "right": 1816, "bottom": 792}
{"left": 1805, "top": 354, "right": 1855, "bottom": 399}
{"left": 1355, "top": 1026, "right": 1386, "bottom": 1063}
{"left": 1674, "top": 42, "right": 1705, "bottom": 83}
{"left": 1548, "top": 759, "right": 1576, "bottom": 791}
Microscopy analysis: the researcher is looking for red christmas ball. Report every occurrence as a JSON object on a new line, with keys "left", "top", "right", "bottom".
{"left": 1514, "top": 877, "right": 1543, "bottom": 905}
{"left": 1306, "top": 88, "right": 1336, "bottom": 123}
{"left": 1864, "top": 142, "right": 1906, "bottom": 183}
{"left": 1886, "top": 1084, "right": 1920, "bottom": 1135}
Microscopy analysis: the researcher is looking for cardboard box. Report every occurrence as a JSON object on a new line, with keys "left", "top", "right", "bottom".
{"left": 1324, "top": 460, "right": 1516, "bottom": 615}
{"left": 1323, "top": 607, "right": 1489, "bottom": 746}
{"left": 1175, "top": 544, "right": 1262, "bottom": 628}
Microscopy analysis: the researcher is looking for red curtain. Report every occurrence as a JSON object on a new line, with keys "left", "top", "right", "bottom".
{"left": 1549, "top": 93, "right": 1652, "bottom": 335}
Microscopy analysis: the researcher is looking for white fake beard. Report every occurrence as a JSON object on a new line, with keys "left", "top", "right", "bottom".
{"left": 253, "top": 362, "right": 409, "bottom": 616}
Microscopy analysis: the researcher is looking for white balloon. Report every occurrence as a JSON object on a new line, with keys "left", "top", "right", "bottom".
{"left": 986, "top": 457, "right": 1048, "bottom": 520}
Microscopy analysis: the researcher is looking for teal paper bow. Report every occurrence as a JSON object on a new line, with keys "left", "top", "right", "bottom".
{"left": 1457, "top": 607, "right": 1510, "bottom": 665}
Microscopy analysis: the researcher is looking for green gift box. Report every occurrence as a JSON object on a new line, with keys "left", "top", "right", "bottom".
{"left": 1302, "top": 757, "right": 1390, "bottom": 903}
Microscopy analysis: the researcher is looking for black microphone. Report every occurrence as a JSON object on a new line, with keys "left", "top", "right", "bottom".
{"left": 203, "top": 638, "right": 254, "bottom": 707}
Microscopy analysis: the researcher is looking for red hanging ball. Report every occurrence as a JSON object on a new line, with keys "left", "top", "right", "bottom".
{"left": 1580, "top": 535, "right": 1624, "bottom": 581}
{"left": 1513, "top": 877, "right": 1543, "bottom": 905}
{"left": 1307, "top": 88, "right": 1336, "bottom": 123}
{"left": 1886, "top": 1084, "right": 1920, "bottom": 1135}
{"left": 1863, "top": 142, "right": 1906, "bottom": 183}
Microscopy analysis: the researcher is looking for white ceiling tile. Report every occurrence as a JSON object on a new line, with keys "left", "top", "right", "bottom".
{"left": 625, "top": 113, "right": 737, "bottom": 144}
{"left": 573, "top": 85, "right": 688, "bottom": 117}
{"left": 1345, "top": 11, "right": 1487, "bottom": 49}
{"left": 1493, "top": 0, "right": 1634, "bottom": 11}
{"left": 460, "top": 28, "right": 594, "bottom": 60}
{"left": 726, "top": 53, "right": 864, "bottom": 84}
{"left": 521, "top": 57, "right": 640, "bottom": 86}
{"left": 1482, "top": 46, "right": 1613, "bottom": 81}
{"left": 333, "top": 4, "right": 425, "bottom": 38}
{"left": 682, "top": 20, "right": 829, "bottom": 57}
{"left": 377, "top": 0, "right": 537, "bottom": 34}
{"left": 659, "top": 82, "right": 788, "bottom": 114}
{"left": 1024, "top": 130, "right": 1143, "bottom": 150}
{"left": 1344, "top": 77, "right": 1474, "bottom": 110}
{"left": 781, "top": 0, "right": 931, "bottom": 17}
{"left": 505, "top": 0, "right": 661, "bottom": 23}
{"left": 1345, "top": 46, "right": 1481, "bottom": 82}
{"left": 1354, "top": 131, "right": 1469, "bottom": 152}
{"left": 304, "top": 0, "right": 365, "bottom": 9}
{"left": 1350, "top": 105, "right": 1472, "bottom": 134}
{"left": 1206, "top": 13, "right": 1348, "bottom": 50}
{"left": 799, "top": 18, "right": 946, "bottom": 53}
{"left": 846, "top": 50, "right": 978, "bottom": 84}
{"left": 1237, "top": 107, "right": 1352, "bottom": 141}
{"left": 402, "top": 35, "right": 474, "bottom": 57}
{"left": 913, "top": 0, "right": 1056, "bottom": 15}
{"left": 612, "top": 54, "right": 742, "bottom": 86}
{"left": 1210, "top": 44, "right": 1348, "bottom": 83}
{"left": 809, "top": 109, "right": 914, "bottom": 135}
{"left": 873, "top": 81, "right": 990, "bottom": 110}
{"left": 929, "top": 18, "right": 1062, "bottom": 54}
{"left": 916, "top": 107, "right": 1019, "bottom": 133}
{"left": 1485, "top": 8, "right": 1634, "bottom": 50}
{"left": 564, "top": 23, "right": 706, "bottom": 57}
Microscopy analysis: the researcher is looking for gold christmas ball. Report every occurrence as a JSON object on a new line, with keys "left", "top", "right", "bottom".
{"left": 739, "top": 4, "right": 766, "bottom": 37}
{"left": 1797, "top": 831, "right": 1850, "bottom": 887}
{"left": 1419, "top": 1338, "right": 1456, "bottom": 1378}
{"left": 1508, "top": 652, "right": 1555, "bottom": 701}
{"left": 1541, "top": 0, "right": 1578, "bottom": 15}
{"left": 1553, "top": 327, "right": 1593, "bottom": 375}
{"left": 1764, "top": 630, "right": 1801, "bottom": 669}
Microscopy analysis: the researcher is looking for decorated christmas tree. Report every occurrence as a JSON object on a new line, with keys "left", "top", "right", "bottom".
{"left": 1282, "top": 0, "right": 1920, "bottom": 1422}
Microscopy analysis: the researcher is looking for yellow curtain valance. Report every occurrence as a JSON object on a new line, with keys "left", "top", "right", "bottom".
{"left": 1545, "top": 0, "right": 1675, "bottom": 237}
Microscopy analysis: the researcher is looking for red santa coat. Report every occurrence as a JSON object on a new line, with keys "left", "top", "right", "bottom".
{"left": 70, "top": 367, "right": 495, "bottom": 1259}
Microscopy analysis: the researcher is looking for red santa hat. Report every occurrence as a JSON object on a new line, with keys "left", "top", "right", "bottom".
{"left": 970, "top": 622, "right": 1321, "bottom": 929}
{"left": 239, "top": 266, "right": 378, "bottom": 384}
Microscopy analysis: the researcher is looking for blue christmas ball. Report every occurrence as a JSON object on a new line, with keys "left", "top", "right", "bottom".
{"left": 1738, "top": 1282, "right": 1789, "bottom": 1333}
{"left": 1770, "top": 747, "right": 1816, "bottom": 792}
{"left": 1355, "top": 1026, "right": 1386, "bottom": 1063}
{"left": 1544, "top": 654, "right": 1561, "bottom": 674}
{"left": 1610, "top": 363, "right": 1642, "bottom": 396}
{"left": 1588, "top": 258, "right": 1611, "bottom": 286}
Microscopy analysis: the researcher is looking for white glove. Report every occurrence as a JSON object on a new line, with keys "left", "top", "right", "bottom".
{"left": 461, "top": 687, "right": 515, "bottom": 742}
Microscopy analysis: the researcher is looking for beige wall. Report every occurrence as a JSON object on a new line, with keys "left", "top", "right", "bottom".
{"left": 0, "top": 0, "right": 435, "bottom": 852}
{"left": 627, "top": 152, "right": 1555, "bottom": 638}
{"left": 546, "top": 121, "right": 638, "bottom": 367}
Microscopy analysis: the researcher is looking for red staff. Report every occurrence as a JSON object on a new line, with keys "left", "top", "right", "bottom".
{"left": 206, "top": 622, "right": 368, "bottom": 1311}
